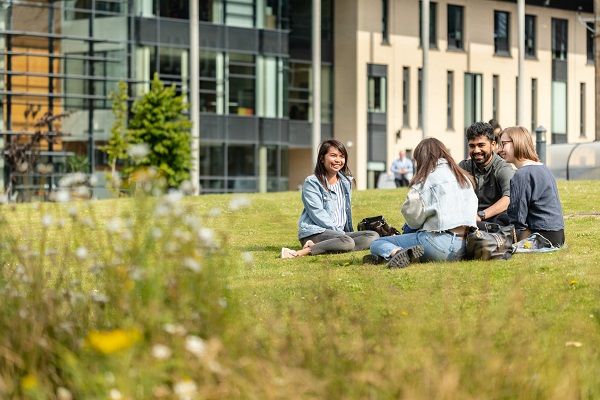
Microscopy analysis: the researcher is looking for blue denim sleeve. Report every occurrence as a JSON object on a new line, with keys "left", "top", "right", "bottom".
{"left": 301, "top": 178, "right": 337, "bottom": 230}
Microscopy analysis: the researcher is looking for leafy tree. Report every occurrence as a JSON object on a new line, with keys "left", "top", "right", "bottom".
{"left": 126, "top": 74, "right": 192, "bottom": 188}
{"left": 102, "top": 81, "right": 130, "bottom": 176}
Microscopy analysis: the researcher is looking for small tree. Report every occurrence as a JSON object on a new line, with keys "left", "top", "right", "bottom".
{"left": 126, "top": 74, "right": 192, "bottom": 188}
{"left": 102, "top": 81, "right": 129, "bottom": 176}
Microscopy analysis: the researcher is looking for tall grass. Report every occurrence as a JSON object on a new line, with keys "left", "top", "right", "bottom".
{"left": 1, "top": 179, "right": 599, "bottom": 399}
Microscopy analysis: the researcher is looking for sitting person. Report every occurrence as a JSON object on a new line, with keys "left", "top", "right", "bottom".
{"left": 281, "top": 139, "right": 379, "bottom": 258}
{"left": 367, "top": 138, "right": 478, "bottom": 268}
{"left": 459, "top": 121, "right": 515, "bottom": 226}
{"left": 498, "top": 127, "right": 565, "bottom": 247}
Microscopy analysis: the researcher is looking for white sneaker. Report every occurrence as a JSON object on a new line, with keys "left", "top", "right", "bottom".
{"left": 281, "top": 247, "right": 298, "bottom": 259}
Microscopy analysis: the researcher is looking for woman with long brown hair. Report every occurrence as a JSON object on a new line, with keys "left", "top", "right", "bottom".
{"left": 367, "top": 138, "right": 478, "bottom": 268}
{"left": 281, "top": 139, "right": 379, "bottom": 258}
{"left": 498, "top": 127, "right": 565, "bottom": 247}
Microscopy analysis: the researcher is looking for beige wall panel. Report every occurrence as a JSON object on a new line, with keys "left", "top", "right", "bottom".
{"left": 288, "top": 148, "right": 312, "bottom": 191}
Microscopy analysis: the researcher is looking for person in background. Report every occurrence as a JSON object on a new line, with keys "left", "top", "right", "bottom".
{"left": 498, "top": 127, "right": 565, "bottom": 247}
{"left": 281, "top": 139, "right": 379, "bottom": 258}
{"left": 459, "top": 121, "right": 515, "bottom": 226}
{"left": 367, "top": 138, "right": 478, "bottom": 268}
{"left": 390, "top": 149, "right": 414, "bottom": 188}
{"left": 489, "top": 119, "right": 502, "bottom": 152}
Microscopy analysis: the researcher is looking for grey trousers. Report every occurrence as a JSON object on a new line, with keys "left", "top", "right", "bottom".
{"left": 299, "top": 229, "right": 379, "bottom": 255}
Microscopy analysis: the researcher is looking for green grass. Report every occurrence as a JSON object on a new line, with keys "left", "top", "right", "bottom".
{"left": 1, "top": 180, "right": 599, "bottom": 399}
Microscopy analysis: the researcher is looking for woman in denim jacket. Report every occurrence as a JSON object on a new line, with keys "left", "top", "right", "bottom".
{"left": 367, "top": 138, "right": 478, "bottom": 268}
{"left": 281, "top": 140, "right": 379, "bottom": 258}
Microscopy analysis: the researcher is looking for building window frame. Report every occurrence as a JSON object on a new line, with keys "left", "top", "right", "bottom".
{"left": 447, "top": 70, "right": 454, "bottom": 130}
{"left": 447, "top": 4, "right": 464, "bottom": 50}
{"left": 552, "top": 17, "right": 568, "bottom": 61}
{"left": 494, "top": 10, "right": 510, "bottom": 56}
{"left": 525, "top": 14, "right": 536, "bottom": 59}
{"left": 587, "top": 22, "right": 594, "bottom": 64}
{"left": 402, "top": 66, "right": 410, "bottom": 128}
{"left": 580, "top": 82, "right": 586, "bottom": 137}
{"left": 382, "top": 0, "right": 390, "bottom": 44}
{"left": 492, "top": 74, "right": 499, "bottom": 121}
{"left": 531, "top": 77, "right": 537, "bottom": 133}
{"left": 419, "top": 1, "right": 438, "bottom": 49}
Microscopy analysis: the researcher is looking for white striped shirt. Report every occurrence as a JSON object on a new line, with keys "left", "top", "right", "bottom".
{"left": 328, "top": 180, "right": 347, "bottom": 230}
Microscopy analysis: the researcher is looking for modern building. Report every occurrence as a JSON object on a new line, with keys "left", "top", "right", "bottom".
{"left": 0, "top": 0, "right": 595, "bottom": 197}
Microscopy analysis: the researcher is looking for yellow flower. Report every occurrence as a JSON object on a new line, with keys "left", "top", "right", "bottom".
{"left": 87, "top": 329, "right": 140, "bottom": 354}
{"left": 21, "top": 373, "right": 38, "bottom": 391}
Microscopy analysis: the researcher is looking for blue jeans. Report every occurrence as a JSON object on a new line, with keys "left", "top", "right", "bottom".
{"left": 369, "top": 231, "right": 466, "bottom": 262}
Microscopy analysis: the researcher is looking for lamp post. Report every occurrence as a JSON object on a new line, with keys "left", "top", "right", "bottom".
{"left": 535, "top": 125, "right": 547, "bottom": 164}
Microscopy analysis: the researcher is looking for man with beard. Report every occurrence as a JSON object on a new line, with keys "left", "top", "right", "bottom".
{"left": 459, "top": 121, "right": 515, "bottom": 226}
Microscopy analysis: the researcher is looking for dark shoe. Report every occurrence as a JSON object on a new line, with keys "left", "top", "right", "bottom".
{"left": 362, "top": 254, "right": 385, "bottom": 265}
{"left": 387, "top": 245, "right": 424, "bottom": 269}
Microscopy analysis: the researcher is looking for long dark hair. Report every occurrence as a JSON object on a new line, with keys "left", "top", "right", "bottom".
{"left": 410, "top": 137, "right": 470, "bottom": 188}
{"left": 314, "top": 139, "right": 353, "bottom": 189}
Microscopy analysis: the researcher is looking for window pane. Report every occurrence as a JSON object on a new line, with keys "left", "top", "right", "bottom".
{"left": 368, "top": 76, "right": 386, "bottom": 113}
{"left": 447, "top": 5, "right": 463, "bottom": 49}
{"left": 552, "top": 18, "right": 568, "bottom": 61}
{"left": 200, "top": 143, "right": 225, "bottom": 176}
{"left": 227, "top": 144, "right": 255, "bottom": 176}
{"left": 494, "top": 11, "right": 510, "bottom": 54}
{"left": 525, "top": 15, "right": 536, "bottom": 57}
{"left": 551, "top": 81, "right": 567, "bottom": 134}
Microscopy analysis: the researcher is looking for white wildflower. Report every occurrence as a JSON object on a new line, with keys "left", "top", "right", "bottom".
{"left": 165, "top": 241, "right": 179, "bottom": 254}
{"left": 151, "top": 227, "right": 163, "bottom": 239}
{"left": 54, "top": 189, "right": 70, "bottom": 203}
{"left": 163, "top": 323, "right": 187, "bottom": 336}
{"left": 179, "top": 180, "right": 195, "bottom": 195}
{"left": 154, "top": 204, "right": 170, "bottom": 217}
{"left": 183, "top": 257, "right": 202, "bottom": 273}
{"left": 0, "top": 193, "right": 8, "bottom": 204}
{"left": 218, "top": 298, "right": 228, "bottom": 308}
{"left": 75, "top": 246, "right": 88, "bottom": 260}
{"left": 56, "top": 387, "right": 73, "bottom": 400}
{"left": 127, "top": 143, "right": 150, "bottom": 160}
{"left": 80, "top": 216, "right": 94, "bottom": 227}
{"left": 197, "top": 227, "right": 215, "bottom": 244}
{"left": 106, "top": 217, "right": 122, "bottom": 233}
{"left": 208, "top": 207, "right": 221, "bottom": 217}
{"left": 59, "top": 173, "right": 87, "bottom": 188}
{"left": 90, "top": 290, "right": 109, "bottom": 304}
{"left": 183, "top": 215, "right": 201, "bottom": 229}
{"left": 129, "top": 267, "right": 145, "bottom": 281}
{"left": 164, "top": 189, "right": 184, "bottom": 205}
{"left": 242, "top": 252, "right": 254, "bottom": 265}
{"left": 185, "top": 335, "right": 206, "bottom": 358}
{"left": 108, "top": 388, "right": 122, "bottom": 400}
{"left": 89, "top": 174, "right": 98, "bottom": 186}
{"left": 173, "top": 380, "right": 197, "bottom": 400}
{"left": 75, "top": 185, "right": 91, "bottom": 199}
{"left": 229, "top": 195, "right": 251, "bottom": 211}
{"left": 67, "top": 206, "right": 78, "bottom": 217}
{"left": 41, "top": 214, "right": 53, "bottom": 227}
{"left": 152, "top": 344, "right": 172, "bottom": 360}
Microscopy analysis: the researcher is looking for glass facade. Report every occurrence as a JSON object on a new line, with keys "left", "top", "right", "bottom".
{"left": 1, "top": 0, "right": 332, "bottom": 195}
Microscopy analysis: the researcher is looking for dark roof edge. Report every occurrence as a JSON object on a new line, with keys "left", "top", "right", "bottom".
{"left": 496, "top": 0, "right": 592, "bottom": 14}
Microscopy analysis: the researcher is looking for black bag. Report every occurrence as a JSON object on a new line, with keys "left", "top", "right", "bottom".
{"left": 357, "top": 215, "right": 400, "bottom": 237}
{"left": 465, "top": 223, "right": 517, "bottom": 261}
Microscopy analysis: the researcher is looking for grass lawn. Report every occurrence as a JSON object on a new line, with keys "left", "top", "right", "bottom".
{"left": 1, "top": 180, "right": 599, "bottom": 399}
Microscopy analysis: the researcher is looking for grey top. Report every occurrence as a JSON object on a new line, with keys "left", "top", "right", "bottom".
{"left": 507, "top": 164, "right": 564, "bottom": 232}
{"left": 459, "top": 154, "right": 515, "bottom": 211}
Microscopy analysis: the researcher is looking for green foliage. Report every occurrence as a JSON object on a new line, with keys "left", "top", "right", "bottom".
{"left": 1, "top": 180, "right": 599, "bottom": 398}
{"left": 126, "top": 74, "right": 191, "bottom": 188}
{"left": 101, "top": 81, "right": 130, "bottom": 176}
{"left": 66, "top": 154, "right": 89, "bottom": 173}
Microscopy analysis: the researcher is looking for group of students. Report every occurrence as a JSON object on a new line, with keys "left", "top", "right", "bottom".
{"left": 281, "top": 121, "right": 565, "bottom": 269}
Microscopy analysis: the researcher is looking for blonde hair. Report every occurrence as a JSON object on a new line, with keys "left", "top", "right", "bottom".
{"left": 501, "top": 126, "right": 539, "bottom": 162}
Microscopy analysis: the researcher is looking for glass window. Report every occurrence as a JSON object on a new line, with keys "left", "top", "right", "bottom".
{"left": 447, "top": 4, "right": 464, "bottom": 50}
{"left": 552, "top": 18, "right": 568, "bottom": 61}
{"left": 226, "top": 0, "right": 254, "bottom": 28}
{"left": 321, "top": 64, "right": 333, "bottom": 123}
{"left": 159, "top": 0, "right": 188, "bottom": 19}
{"left": 447, "top": 70, "right": 454, "bottom": 130}
{"left": 200, "top": 50, "right": 218, "bottom": 113}
{"left": 228, "top": 53, "right": 255, "bottom": 116}
{"left": 368, "top": 75, "right": 386, "bottom": 113}
{"left": 494, "top": 11, "right": 510, "bottom": 55}
{"left": 289, "top": 61, "right": 311, "bottom": 120}
{"left": 260, "top": 0, "right": 288, "bottom": 29}
{"left": 492, "top": 74, "right": 499, "bottom": 121}
{"left": 525, "top": 14, "right": 536, "bottom": 58}
{"left": 580, "top": 82, "right": 586, "bottom": 137}
{"left": 587, "top": 22, "right": 594, "bottom": 64}
{"left": 531, "top": 78, "right": 537, "bottom": 132}
{"left": 419, "top": 1, "right": 438, "bottom": 48}
{"left": 200, "top": 0, "right": 224, "bottom": 23}
{"left": 402, "top": 66, "right": 410, "bottom": 127}
{"left": 551, "top": 81, "right": 567, "bottom": 136}
{"left": 382, "top": 0, "right": 389, "bottom": 44}
{"left": 227, "top": 144, "right": 255, "bottom": 176}
{"left": 417, "top": 68, "right": 422, "bottom": 127}
{"left": 200, "top": 143, "right": 225, "bottom": 176}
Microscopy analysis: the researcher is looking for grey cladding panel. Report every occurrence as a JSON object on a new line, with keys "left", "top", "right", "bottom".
{"left": 227, "top": 116, "right": 259, "bottom": 141}
{"left": 227, "top": 27, "right": 259, "bottom": 52}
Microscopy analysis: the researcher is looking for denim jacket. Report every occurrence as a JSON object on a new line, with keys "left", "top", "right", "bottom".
{"left": 401, "top": 159, "right": 478, "bottom": 231}
{"left": 298, "top": 173, "right": 353, "bottom": 239}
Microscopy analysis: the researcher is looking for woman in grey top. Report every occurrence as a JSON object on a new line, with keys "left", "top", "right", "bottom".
{"left": 498, "top": 127, "right": 565, "bottom": 247}
{"left": 281, "top": 139, "right": 379, "bottom": 258}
